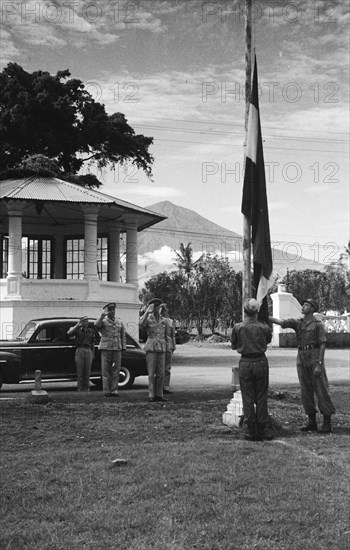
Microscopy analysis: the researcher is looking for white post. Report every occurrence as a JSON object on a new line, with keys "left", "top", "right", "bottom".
{"left": 6, "top": 200, "right": 25, "bottom": 299}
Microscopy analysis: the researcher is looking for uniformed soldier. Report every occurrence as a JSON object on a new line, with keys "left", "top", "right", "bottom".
{"left": 140, "top": 298, "right": 170, "bottom": 402}
{"left": 160, "top": 303, "right": 176, "bottom": 394}
{"left": 231, "top": 298, "right": 273, "bottom": 441}
{"left": 270, "top": 298, "right": 335, "bottom": 433}
{"left": 67, "top": 316, "right": 95, "bottom": 392}
{"left": 95, "top": 302, "right": 126, "bottom": 397}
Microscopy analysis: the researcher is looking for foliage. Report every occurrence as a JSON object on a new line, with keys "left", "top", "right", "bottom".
{"left": 174, "top": 242, "right": 196, "bottom": 279}
{"left": 272, "top": 265, "right": 350, "bottom": 314}
{"left": 0, "top": 63, "right": 154, "bottom": 187}
{"left": 139, "top": 271, "right": 188, "bottom": 318}
{"left": 140, "top": 244, "right": 242, "bottom": 334}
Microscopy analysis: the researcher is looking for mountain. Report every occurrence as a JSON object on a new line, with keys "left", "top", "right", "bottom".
{"left": 137, "top": 201, "right": 324, "bottom": 283}
{"left": 138, "top": 200, "right": 241, "bottom": 256}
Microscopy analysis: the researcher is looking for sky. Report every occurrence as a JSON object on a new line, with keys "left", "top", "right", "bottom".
{"left": 1, "top": 0, "right": 349, "bottom": 266}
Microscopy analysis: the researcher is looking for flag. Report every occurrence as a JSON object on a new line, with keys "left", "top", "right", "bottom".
{"left": 241, "top": 55, "right": 273, "bottom": 323}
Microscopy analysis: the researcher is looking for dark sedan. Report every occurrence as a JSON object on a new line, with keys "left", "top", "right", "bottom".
{"left": 0, "top": 318, "right": 147, "bottom": 390}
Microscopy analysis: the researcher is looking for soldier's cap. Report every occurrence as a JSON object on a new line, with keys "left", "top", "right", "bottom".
{"left": 302, "top": 298, "right": 319, "bottom": 312}
{"left": 80, "top": 316, "right": 89, "bottom": 321}
{"left": 148, "top": 298, "right": 163, "bottom": 307}
{"left": 243, "top": 298, "right": 260, "bottom": 314}
{"left": 104, "top": 302, "right": 116, "bottom": 310}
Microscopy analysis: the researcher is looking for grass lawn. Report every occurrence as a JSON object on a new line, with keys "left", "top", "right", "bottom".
{"left": 1, "top": 385, "right": 349, "bottom": 550}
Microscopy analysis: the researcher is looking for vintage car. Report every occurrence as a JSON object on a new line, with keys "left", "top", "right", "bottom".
{"left": 0, "top": 318, "right": 147, "bottom": 390}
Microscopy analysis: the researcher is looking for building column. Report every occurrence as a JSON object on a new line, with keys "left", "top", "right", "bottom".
{"left": 82, "top": 206, "right": 100, "bottom": 280}
{"left": 126, "top": 224, "right": 138, "bottom": 286}
{"left": 6, "top": 201, "right": 25, "bottom": 298}
{"left": 109, "top": 227, "right": 121, "bottom": 282}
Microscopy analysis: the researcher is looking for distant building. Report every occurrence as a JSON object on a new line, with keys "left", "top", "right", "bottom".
{"left": 0, "top": 176, "right": 165, "bottom": 340}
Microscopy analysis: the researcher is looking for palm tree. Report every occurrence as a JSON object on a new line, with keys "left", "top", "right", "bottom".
{"left": 174, "top": 242, "right": 194, "bottom": 279}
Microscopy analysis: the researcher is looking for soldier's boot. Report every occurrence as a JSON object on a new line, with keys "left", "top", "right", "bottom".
{"left": 244, "top": 422, "right": 256, "bottom": 441}
{"left": 300, "top": 413, "right": 318, "bottom": 432}
{"left": 318, "top": 415, "right": 332, "bottom": 434}
{"left": 256, "top": 423, "right": 273, "bottom": 441}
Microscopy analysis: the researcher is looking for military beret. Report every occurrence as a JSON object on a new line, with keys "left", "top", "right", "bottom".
{"left": 104, "top": 302, "right": 116, "bottom": 310}
{"left": 302, "top": 298, "right": 319, "bottom": 312}
{"left": 79, "top": 316, "right": 89, "bottom": 321}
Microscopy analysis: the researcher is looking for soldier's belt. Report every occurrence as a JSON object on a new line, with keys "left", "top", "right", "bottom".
{"left": 298, "top": 344, "right": 319, "bottom": 351}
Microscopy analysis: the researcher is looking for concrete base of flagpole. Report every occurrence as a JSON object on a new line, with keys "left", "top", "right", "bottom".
{"left": 222, "top": 366, "right": 243, "bottom": 426}
{"left": 222, "top": 390, "right": 243, "bottom": 426}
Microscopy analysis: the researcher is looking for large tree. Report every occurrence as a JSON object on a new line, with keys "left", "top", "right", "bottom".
{"left": 0, "top": 63, "right": 154, "bottom": 187}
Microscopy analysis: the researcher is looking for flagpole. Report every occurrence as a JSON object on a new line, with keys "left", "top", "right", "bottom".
{"left": 242, "top": 0, "right": 252, "bottom": 311}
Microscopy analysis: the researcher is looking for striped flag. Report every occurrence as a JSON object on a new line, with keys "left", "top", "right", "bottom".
{"left": 241, "top": 55, "right": 273, "bottom": 322}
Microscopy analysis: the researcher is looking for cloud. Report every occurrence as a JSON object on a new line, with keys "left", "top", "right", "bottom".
{"left": 104, "top": 184, "right": 185, "bottom": 200}
{"left": 0, "top": 29, "right": 22, "bottom": 66}
{"left": 139, "top": 245, "right": 177, "bottom": 266}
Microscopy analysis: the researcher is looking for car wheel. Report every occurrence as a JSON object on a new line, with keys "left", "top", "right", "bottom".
{"left": 118, "top": 366, "right": 135, "bottom": 390}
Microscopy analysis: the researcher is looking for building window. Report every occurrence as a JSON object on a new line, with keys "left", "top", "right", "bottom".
{"left": 1, "top": 237, "right": 52, "bottom": 279}
{"left": 0, "top": 236, "right": 9, "bottom": 278}
{"left": 66, "top": 237, "right": 109, "bottom": 280}
{"left": 66, "top": 239, "right": 85, "bottom": 279}
{"left": 26, "top": 238, "right": 52, "bottom": 279}
{"left": 97, "top": 237, "right": 108, "bottom": 281}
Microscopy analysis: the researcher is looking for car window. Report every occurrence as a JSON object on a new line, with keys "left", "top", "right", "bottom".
{"left": 34, "top": 326, "right": 67, "bottom": 344}
{"left": 18, "top": 321, "right": 38, "bottom": 341}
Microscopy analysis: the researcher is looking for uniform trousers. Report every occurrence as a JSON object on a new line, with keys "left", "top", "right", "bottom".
{"left": 164, "top": 351, "right": 172, "bottom": 390}
{"left": 239, "top": 357, "right": 269, "bottom": 429}
{"left": 75, "top": 347, "right": 93, "bottom": 391}
{"left": 297, "top": 349, "right": 335, "bottom": 416}
{"left": 146, "top": 351, "right": 165, "bottom": 399}
{"left": 100, "top": 350, "right": 122, "bottom": 395}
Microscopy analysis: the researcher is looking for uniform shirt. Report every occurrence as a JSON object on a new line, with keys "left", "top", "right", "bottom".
{"left": 95, "top": 317, "right": 126, "bottom": 350}
{"left": 142, "top": 313, "right": 170, "bottom": 352}
{"left": 165, "top": 317, "right": 177, "bottom": 352}
{"left": 281, "top": 316, "right": 326, "bottom": 347}
{"left": 231, "top": 318, "right": 272, "bottom": 355}
{"left": 68, "top": 326, "right": 95, "bottom": 348}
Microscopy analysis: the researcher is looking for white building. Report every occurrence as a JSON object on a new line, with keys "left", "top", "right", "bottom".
{"left": 0, "top": 176, "right": 165, "bottom": 340}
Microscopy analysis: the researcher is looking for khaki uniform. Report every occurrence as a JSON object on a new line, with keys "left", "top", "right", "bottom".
{"left": 281, "top": 316, "right": 335, "bottom": 416}
{"left": 164, "top": 317, "right": 176, "bottom": 391}
{"left": 68, "top": 325, "right": 95, "bottom": 391}
{"left": 95, "top": 317, "right": 126, "bottom": 395}
{"left": 142, "top": 313, "right": 170, "bottom": 399}
{"left": 231, "top": 319, "right": 272, "bottom": 432}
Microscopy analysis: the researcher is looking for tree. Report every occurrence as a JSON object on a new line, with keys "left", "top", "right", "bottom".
{"left": 0, "top": 63, "right": 154, "bottom": 187}
{"left": 139, "top": 271, "right": 188, "bottom": 322}
{"left": 273, "top": 267, "right": 350, "bottom": 314}
{"left": 174, "top": 242, "right": 196, "bottom": 280}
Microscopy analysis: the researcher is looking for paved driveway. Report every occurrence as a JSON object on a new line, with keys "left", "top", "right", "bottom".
{"left": 0, "top": 345, "right": 349, "bottom": 398}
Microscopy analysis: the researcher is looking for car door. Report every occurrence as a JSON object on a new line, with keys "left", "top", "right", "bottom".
{"left": 122, "top": 333, "right": 147, "bottom": 376}
{"left": 21, "top": 324, "right": 74, "bottom": 380}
